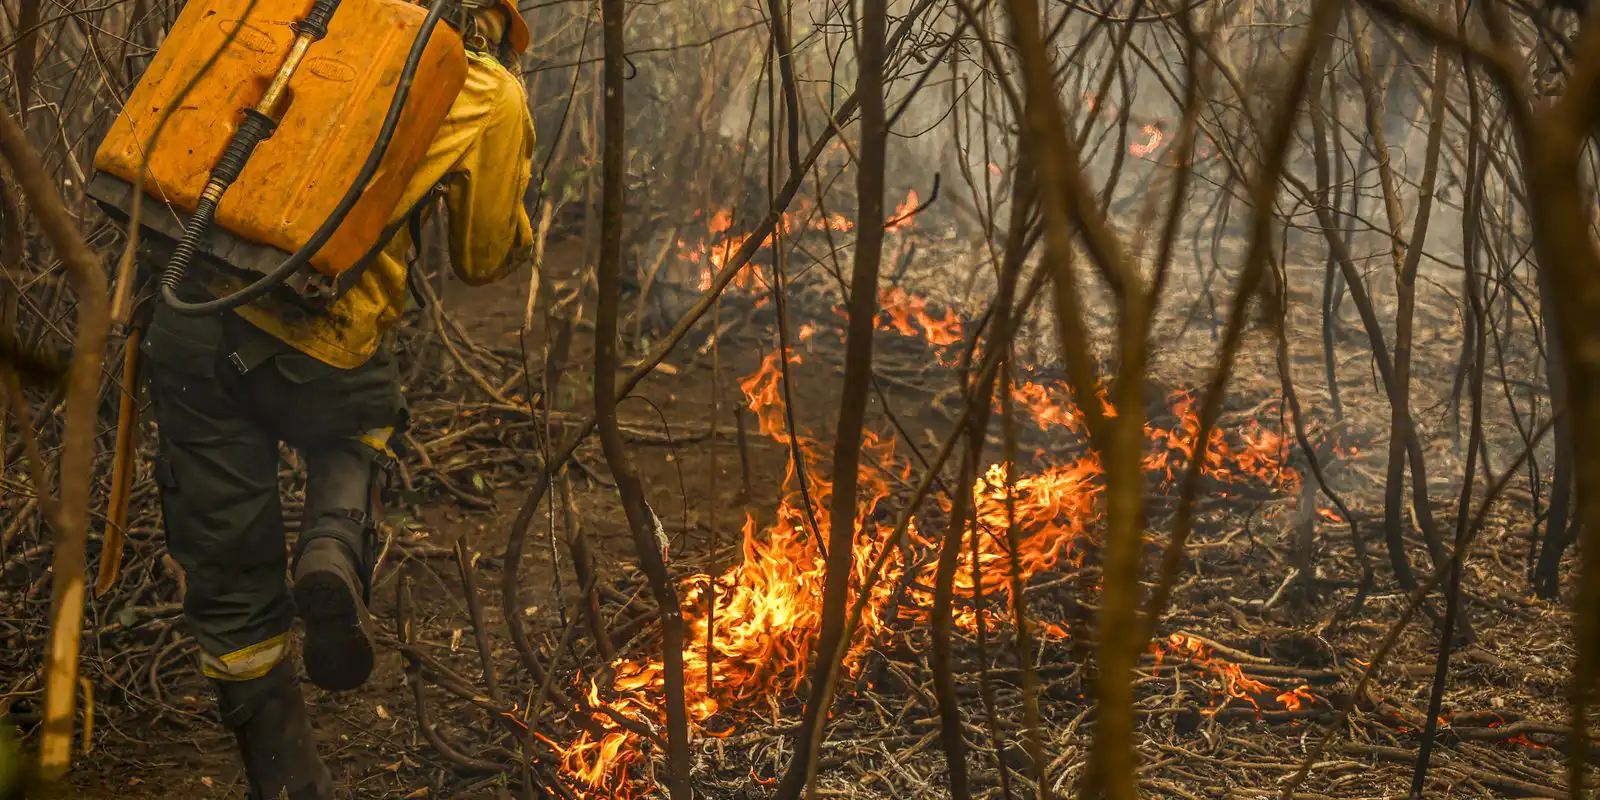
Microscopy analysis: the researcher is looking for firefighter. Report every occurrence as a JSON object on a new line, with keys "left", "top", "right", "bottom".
{"left": 138, "top": 3, "right": 535, "bottom": 797}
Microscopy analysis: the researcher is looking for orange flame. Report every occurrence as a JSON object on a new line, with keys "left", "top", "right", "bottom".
{"left": 561, "top": 350, "right": 908, "bottom": 794}
{"left": 1159, "top": 634, "right": 1319, "bottom": 717}
{"left": 1275, "top": 685, "right": 1315, "bottom": 711}
{"left": 1129, "top": 123, "right": 1165, "bottom": 157}
{"left": 557, "top": 282, "right": 1309, "bottom": 794}
{"left": 885, "top": 189, "right": 921, "bottom": 232}
{"left": 879, "top": 286, "right": 962, "bottom": 347}
{"left": 1009, "top": 380, "right": 1084, "bottom": 433}
{"left": 680, "top": 197, "right": 909, "bottom": 293}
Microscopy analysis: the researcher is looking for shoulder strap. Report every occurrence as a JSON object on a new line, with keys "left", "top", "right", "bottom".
{"left": 328, "top": 186, "right": 444, "bottom": 310}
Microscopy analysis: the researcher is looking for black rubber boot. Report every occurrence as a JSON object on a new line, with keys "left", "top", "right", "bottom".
{"left": 294, "top": 535, "right": 376, "bottom": 692}
{"left": 215, "top": 662, "right": 333, "bottom": 800}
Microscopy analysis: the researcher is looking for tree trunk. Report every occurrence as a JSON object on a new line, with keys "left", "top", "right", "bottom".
{"left": 591, "top": 1, "right": 692, "bottom": 796}
{"left": 776, "top": 0, "right": 889, "bottom": 794}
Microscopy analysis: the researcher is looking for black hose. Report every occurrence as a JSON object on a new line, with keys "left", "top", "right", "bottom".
{"left": 158, "top": 109, "right": 277, "bottom": 297}
{"left": 160, "top": 0, "right": 452, "bottom": 316}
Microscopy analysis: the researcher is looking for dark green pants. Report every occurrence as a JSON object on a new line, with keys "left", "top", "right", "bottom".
{"left": 142, "top": 305, "right": 403, "bottom": 682}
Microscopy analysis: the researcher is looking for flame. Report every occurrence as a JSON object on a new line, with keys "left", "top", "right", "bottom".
{"left": 878, "top": 286, "right": 962, "bottom": 347}
{"left": 1135, "top": 393, "right": 1301, "bottom": 493}
{"left": 1160, "top": 634, "right": 1320, "bottom": 716}
{"left": 900, "top": 457, "right": 1103, "bottom": 638}
{"left": 561, "top": 350, "right": 909, "bottom": 794}
{"left": 1275, "top": 685, "right": 1315, "bottom": 711}
{"left": 556, "top": 280, "right": 1310, "bottom": 794}
{"left": 1009, "top": 380, "right": 1084, "bottom": 433}
{"left": 1129, "top": 123, "right": 1165, "bottom": 157}
{"left": 821, "top": 213, "right": 854, "bottom": 232}
{"left": 885, "top": 189, "right": 921, "bottom": 232}
{"left": 678, "top": 199, "right": 882, "bottom": 293}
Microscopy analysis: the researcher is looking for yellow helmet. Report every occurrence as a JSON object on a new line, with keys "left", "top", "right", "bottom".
{"left": 431, "top": 0, "right": 529, "bottom": 57}
{"left": 497, "top": 0, "right": 529, "bottom": 55}
{"left": 461, "top": 0, "right": 528, "bottom": 55}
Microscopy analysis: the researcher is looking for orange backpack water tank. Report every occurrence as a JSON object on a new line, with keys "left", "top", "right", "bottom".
{"left": 92, "top": 0, "right": 466, "bottom": 287}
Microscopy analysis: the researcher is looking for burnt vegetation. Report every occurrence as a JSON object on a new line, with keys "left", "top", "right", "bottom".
{"left": 2, "top": 0, "right": 1600, "bottom": 797}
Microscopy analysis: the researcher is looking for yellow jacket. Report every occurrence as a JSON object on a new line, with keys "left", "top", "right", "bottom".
{"left": 215, "top": 51, "right": 536, "bottom": 368}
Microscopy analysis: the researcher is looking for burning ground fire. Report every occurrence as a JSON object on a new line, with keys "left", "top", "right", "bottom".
{"left": 1078, "top": 88, "right": 1232, "bottom": 162}
{"left": 683, "top": 200, "right": 856, "bottom": 293}
{"left": 681, "top": 190, "right": 923, "bottom": 293}
{"left": 1154, "top": 634, "right": 1317, "bottom": 715}
{"left": 555, "top": 212, "right": 1311, "bottom": 796}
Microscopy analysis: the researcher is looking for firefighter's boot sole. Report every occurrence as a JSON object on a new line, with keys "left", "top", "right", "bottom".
{"left": 294, "top": 539, "right": 374, "bottom": 692}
